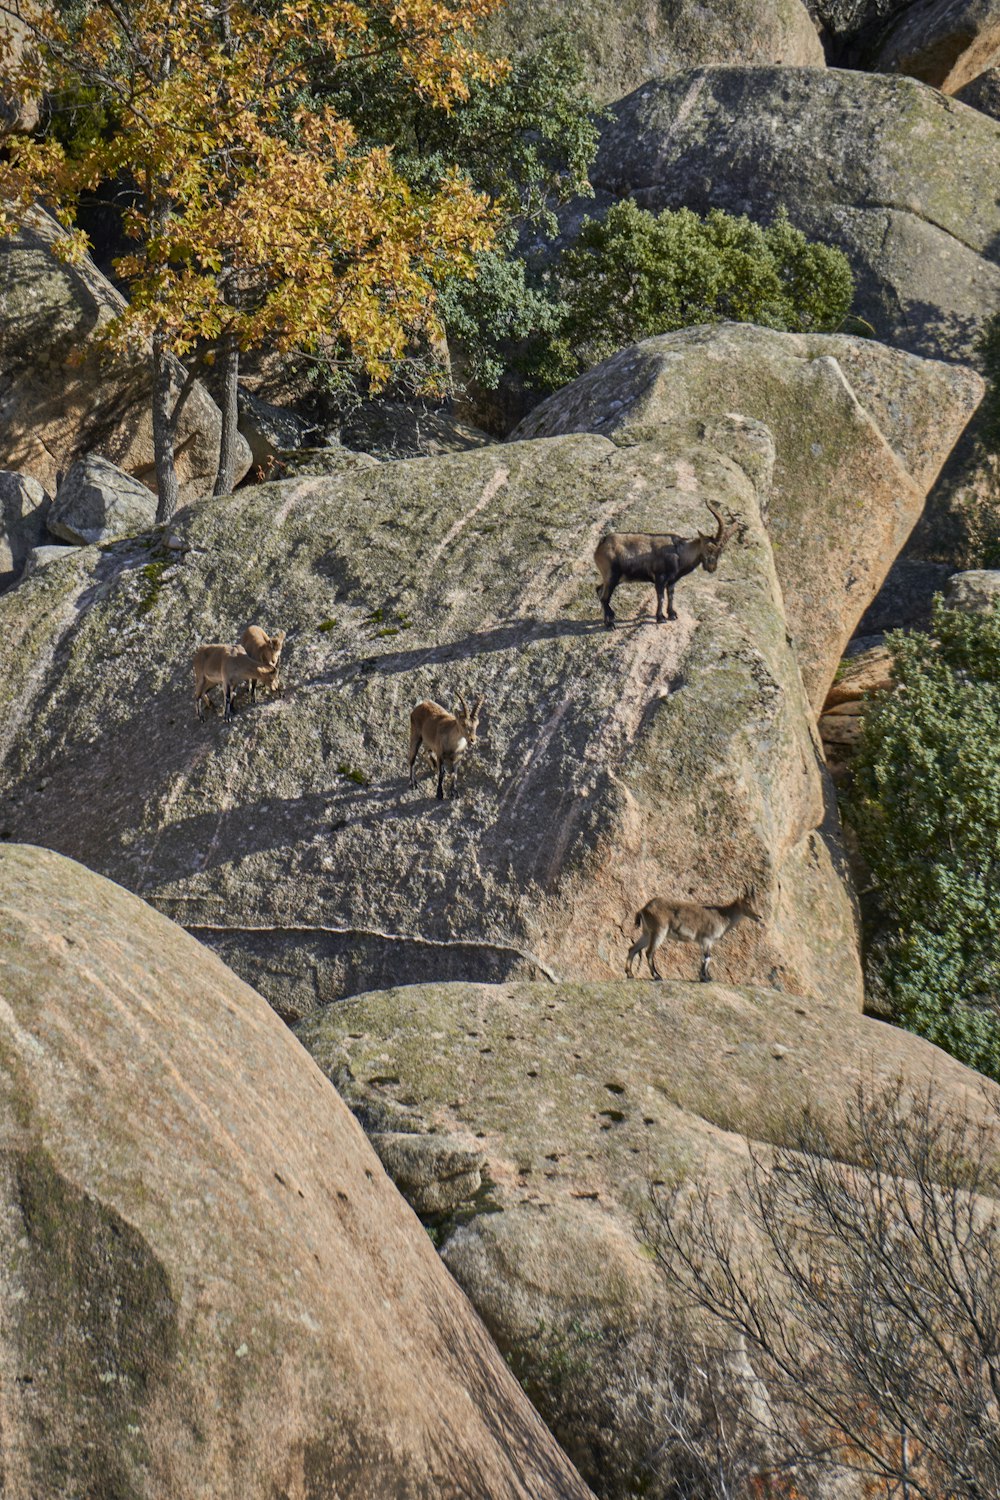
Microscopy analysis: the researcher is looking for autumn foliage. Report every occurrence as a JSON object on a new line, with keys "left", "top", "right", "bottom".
{"left": 0, "top": 0, "right": 504, "bottom": 512}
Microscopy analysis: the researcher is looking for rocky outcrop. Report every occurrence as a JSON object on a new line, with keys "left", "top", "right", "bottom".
{"left": 0, "top": 207, "right": 250, "bottom": 501}
{"left": 943, "top": 566, "right": 1000, "bottom": 609}
{"left": 0, "top": 470, "right": 50, "bottom": 586}
{"left": 874, "top": 0, "right": 1000, "bottom": 92}
{"left": 298, "top": 975, "right": 1000, "bottom": 1497}
{"left": 482, "top": 0, "right": 823, "bottom": 105}
{"left": 956, "top": 63, "right": 1000, "bottom": 112}
{"left": 513, "top": 324, "right": 982, "bottom": 711}
{"left": 819, "top": 634, "right": 892, "bottom": 777}
{"left": 0, "top": 843, "right": 592, "bottom": 1500}
{"left": 587, "top": 68, "right": 1000, "bottom": 365}
{"left": 0, "top": 417, "right": 862, "bottom": 1017}
{"left": 48, "top": 455, "right": 158, "bottom": 546}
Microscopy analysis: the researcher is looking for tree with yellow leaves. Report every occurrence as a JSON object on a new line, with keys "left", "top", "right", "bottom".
{"left": 0, "top": 0, "right": 502, "bottom": 517}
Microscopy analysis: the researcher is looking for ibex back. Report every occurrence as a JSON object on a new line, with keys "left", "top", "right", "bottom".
{"left": 595, "top": 502, "right": 734, "bottom": 629}
{"left": 626, "top": 890, "right": 762, "bottom": 982}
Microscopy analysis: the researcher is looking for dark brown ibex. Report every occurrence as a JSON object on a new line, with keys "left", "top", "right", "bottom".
{"left": 408, "top": 694, "right": 484, "bottom": 800}
{"left": 594, "top": 502, "right": 734, "bottom": 629}
{"left": 626, "top": 889, "right": 762, "bottom": 982}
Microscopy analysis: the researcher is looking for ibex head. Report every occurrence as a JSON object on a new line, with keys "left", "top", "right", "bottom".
{"left": 456, "top": 694, "right": 485, "bottom": 743}
{"left": 698, "top": 502, "right": 735, "bottom": 574}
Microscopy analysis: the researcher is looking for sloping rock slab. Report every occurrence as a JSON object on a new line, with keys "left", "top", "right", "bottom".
{"left": 298, "top": 976, "right": 1000, "bottom": 1495}
{"left": 586, "top": 67, "right": 1000, "bottom": 365}
{"left": 513, "top": 324, "right": 981, "bottom": 712}
{"left": 49, "top": 454, "right": 158, "bottom": 545}
{"left": 483, "top": 0, "right": 822, "bottom": 106}
{"left": 0, "top": 207, "right": 249, "bottom": 500}
{"left": 0, "top": 844, "right": 592, "bottom": 1500}
{"left": 0, "top": 425, "right": 861, "bottom": 1017}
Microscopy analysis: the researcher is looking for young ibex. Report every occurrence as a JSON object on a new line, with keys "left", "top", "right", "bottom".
{"left": 408, "top": 695, "right": 484, "bottom": 800}
{"left": 193, "top": 644, "right": 278, "bottom": 722}
{"left": 594, "top": 502, "right": 734, "bottom": 629}
{"left": 240, "top": 625, "right": 286, "bottom": 701}
{"left": 626, "top": 889, "right": 762, "bottom": 982}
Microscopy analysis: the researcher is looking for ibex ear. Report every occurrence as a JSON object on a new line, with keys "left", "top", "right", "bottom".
{"left": 274, "top": 630, "right": 286, "bottom": 646}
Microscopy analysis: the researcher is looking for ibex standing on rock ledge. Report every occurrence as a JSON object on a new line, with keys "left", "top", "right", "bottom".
{"left": 626, "top": 889, "right": 762, "bottom": 982}
{"left": 594, "top": 502, "right": 734, "bottom": 628}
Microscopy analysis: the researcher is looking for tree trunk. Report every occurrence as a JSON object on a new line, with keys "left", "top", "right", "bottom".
{"left": 152, "top": 332, "right": 180, "bottom": 524}
{"left": 213, "top": 332, "right": 240, "bottom": 496}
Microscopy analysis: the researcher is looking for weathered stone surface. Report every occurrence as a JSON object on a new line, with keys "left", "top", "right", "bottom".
{"left": 875, "top": 0, "right": 1000, "bottom": 92}
{"left": 482, "top": 0, "right": 823, "bottom": 105}
{"left": 237, "top": 388, "right": 307, "bottom": 473}
{"left": 24, "top": 542, "right": 79, "bottom": 575}
{"left": 298, "top": 976, "right": 1000, "bottom": 1496}
{"left": 513, "top": 324, "right": 981, "bottom": 711}
{"left": 339, "top": 401, "right": 496, "bottom": 460}
{"left": 0, "top": 207, "right": 250, "bottom": 501}
{"left": 370, "top": 1133, "right": 488, "bottom": 1216}
{"left": 956, "top": 63, "right": 1000, "bottom": 113}
{"left": 48, "top": 455, "right": 158, "bottom": 546}
{"left": 280, "top": 445, "right": 381, "bottom": 477}
{"left": 943, "top": 566, "right": 1000, "bottom": 610}
{"left": 824, "top": 636, "right": 893, "bottom": 707}
{"left": 0, "top": 422, "right": 861, "bottom": 1018}
{"left": 0, "top": 470, "right": 50, "bottom": 586}
{"left": 587, "top": 68, "right": 1000, "bottom": 364}
{"left": 808, "top": 0, "right": 910, "bottom": 38}
{"left": 0, "top": 844, "right": 592, "bottom": 1500}
{"left": 856, "top": 556, "right": 954, "bottom": 632}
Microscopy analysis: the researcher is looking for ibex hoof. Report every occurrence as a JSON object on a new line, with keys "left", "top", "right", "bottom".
{"left": 668, "top": 611, "right": 679, "bottom": 622}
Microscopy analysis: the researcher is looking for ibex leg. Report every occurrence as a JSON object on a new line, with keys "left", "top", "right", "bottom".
{"left": 648, "top": 931, "right": 665, "bottom": 980}
{"left": 626, "top": 935, "right": 646, "bottom": 978}
{"left": 597, "top": 566, "right": 621, "bottom": 629}
{"left": 700, "top": 945, "right": 712, "bottom": 982}
{"left": 408, "top": 732, "right": 422, "bottom": 789}
{"left": 666, "top": 579, "right": 678, "bottom": 622}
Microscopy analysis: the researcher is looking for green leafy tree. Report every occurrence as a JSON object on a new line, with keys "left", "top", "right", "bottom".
{"left": 305, "top": 27, "right": 601, "bottom": 398}
{"left": 848, "top": 597, "right": 1000, "bottom": 1080}
{"left": 527, "top": 200, "right": 855, "bottom": 390}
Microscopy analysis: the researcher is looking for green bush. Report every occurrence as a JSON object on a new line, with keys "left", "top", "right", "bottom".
{"left": 848, "top": 598, "right": 1000, "bottom": 1080}
{"left": 526, "top": 200, "right": 855, "bottom": 389}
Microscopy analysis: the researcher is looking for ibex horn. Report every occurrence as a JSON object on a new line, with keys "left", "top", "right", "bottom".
{"left": 705, "top": 502, "right": 727, "bottom": 544}
{"left": 457, "top": 693, "right": 470, "bottom": 718}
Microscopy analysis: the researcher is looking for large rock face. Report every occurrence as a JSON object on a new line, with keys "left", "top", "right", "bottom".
{"left": 513, "top": 325, "right": 982, "bottom": 711}
{"left": 0, "top": 843, "right": 592, "bottom": 1500}
{"left": 298, "top": 976, "right": 1000, "bottom": 1496}
{"left": 0, "top": 416, "right": 862, "bottom": 1017}
{"left": 587, "top": 67, "right": 1000, "bottom": 364}
{"left": 482, "top": 0, "right": 823, "bottom": 105}
{"left": 0, "top": 208, "right": 249, "bottom": 501}
{"left": 874, "top": 0, "right": 1000, "bottom": 91}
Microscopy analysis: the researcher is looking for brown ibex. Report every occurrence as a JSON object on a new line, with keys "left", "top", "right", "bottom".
{"left": 408, "top": 695, "right": 484, "bottom": 800}
{"left": 594, "top": 502, "right": 734, "bottom": 629}
{"left": 240, "top": 625, "right": 286, "bottom": 701}
{"left": 193, "top": 644, "right": 278, "bottom": 722}
{"left": 626, "top": 889, "right": 762, "bottom": 982}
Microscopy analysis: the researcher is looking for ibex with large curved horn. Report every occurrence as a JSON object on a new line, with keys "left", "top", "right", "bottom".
{"left": 594, "top": 502, "right": 735, "bottom": 629}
